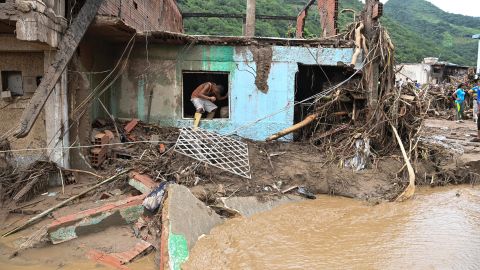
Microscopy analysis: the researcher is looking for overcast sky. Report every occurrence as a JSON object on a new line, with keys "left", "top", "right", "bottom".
{"left": 378, "top": 0, "right": 480, "bottom": 17}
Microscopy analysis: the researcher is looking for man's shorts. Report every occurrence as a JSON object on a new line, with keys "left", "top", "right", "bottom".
{"left": 191, "top": 98, "right": 217, "bottom": 113}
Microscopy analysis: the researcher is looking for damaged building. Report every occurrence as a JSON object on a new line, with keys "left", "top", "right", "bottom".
{"left": 0, "top": 0, "right": 183, "bottom": 168}
{"left": 110, "top": 35, "right": 360, "bottom": 140}
{"left": 1, "top": 0, "right": 364, "bottom": 169}
{"left": 5, "top": 1, "right": 461, "bottom": 270}
{"left": 396, "top": 57, "right": 473, "bottom": 84}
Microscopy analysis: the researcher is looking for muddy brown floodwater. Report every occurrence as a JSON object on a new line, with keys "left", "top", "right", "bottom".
{"left": 185, "top": 186, "right": 480, "bottom": 270}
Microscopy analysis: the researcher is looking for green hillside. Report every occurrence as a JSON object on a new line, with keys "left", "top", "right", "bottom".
{"left": 177, "top": 0, "right": 480, "bottom": 66}
{"left": 178, "top": 0, "right": 363, "bottom": 37}
{"left": 384, "top": 0, "right": 479, "bottom": 66}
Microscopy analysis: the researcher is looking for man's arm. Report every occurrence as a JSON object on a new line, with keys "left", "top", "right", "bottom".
{"left": 197, "top": 83, "right": 215, "bottom": 101}
{"left": 217, "top": 94, "right": 228, "bottom": 101}
{"left": 452, "top": 91, "right": 458, "bottom": 100}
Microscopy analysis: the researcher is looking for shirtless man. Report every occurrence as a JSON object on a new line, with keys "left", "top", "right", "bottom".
{"left": 191, "top": 82, "right": 227, "bottom": 127}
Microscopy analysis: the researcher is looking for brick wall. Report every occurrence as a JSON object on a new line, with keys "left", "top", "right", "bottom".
{"left": 98, "top": 0, "right": 183, "bottom": 33}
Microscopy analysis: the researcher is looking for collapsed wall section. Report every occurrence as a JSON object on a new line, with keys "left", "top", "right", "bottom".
{"left": 98, "top": 0, "right": 183, "bottom": 33}
{"left": 0, "top": 0, "right": 67, "bottom": 47}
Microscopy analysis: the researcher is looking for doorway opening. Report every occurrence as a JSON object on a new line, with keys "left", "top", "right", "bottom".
{"left": 294, "top": 64, "right": 357, "bottom": 140}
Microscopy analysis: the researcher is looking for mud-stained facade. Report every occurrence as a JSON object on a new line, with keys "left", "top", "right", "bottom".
{"left": 109, "top": 43, "right": 359, "bottom": 140}
{"left": 0, "top": 0, "right": 66, "bottom": 166}
{"left": 0, "top": 50, "right": 47, "bottom": 164}
{"left": 0, "top": 0, "right": 184, "bottom": 167}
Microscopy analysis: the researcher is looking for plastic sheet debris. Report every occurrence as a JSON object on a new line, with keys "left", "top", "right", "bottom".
{"left": 297, "top": 187, "right": 316, "bottom": 199}
{"left": 142, "top": 181, "right": 170, "bottom": 212}
{"left": 345, "top": 138, "right": 371, "bottom": 171}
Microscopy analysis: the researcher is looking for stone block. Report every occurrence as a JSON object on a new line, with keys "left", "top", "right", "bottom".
{"left": 159, "top": 184, "right": 223, "bottom": 270}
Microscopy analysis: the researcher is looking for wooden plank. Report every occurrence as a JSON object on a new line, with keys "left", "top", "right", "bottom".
{"left": 400, "top": 94, "right": 416, "bottom": 101}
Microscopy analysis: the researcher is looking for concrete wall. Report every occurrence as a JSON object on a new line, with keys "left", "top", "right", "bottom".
{"left": 0, "top": 51, "right": 44, "bottom": 93}
{"left": 98, "top": 0, "right": 183, "bottom": 32}
{"left": 0, "top": 0, "right": 67, "bottom": 47}
{"left": 397, "top": 64, "right": 431, "bottom": 84}
{"left": 111, "top": 44, "right": 356, "bottom": 140}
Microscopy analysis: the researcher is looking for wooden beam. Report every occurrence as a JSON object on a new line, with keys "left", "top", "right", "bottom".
{"left": 245, "top": 0, "right": 256, "bottom": 36}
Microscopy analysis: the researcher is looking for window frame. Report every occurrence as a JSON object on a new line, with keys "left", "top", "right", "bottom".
{"left": 181, "top": 70, "right": 231, "bottom": 120}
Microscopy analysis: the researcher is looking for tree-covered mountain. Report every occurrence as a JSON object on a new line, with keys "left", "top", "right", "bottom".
{"left": 384, "top": 0, "right": 479, "bottom": 66}
{"left": 177, "top": 0, "right": 480, "bottom": 66}
{"left": 178, "top": 0, "right": 366, "bottom": 37}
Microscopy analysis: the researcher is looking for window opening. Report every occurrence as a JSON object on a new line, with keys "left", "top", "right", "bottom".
{"left": 1, "top": 71, "right": 23, "bottom": 96}
{"left": 183, "top": 71, "right": 229, "bottom": 119}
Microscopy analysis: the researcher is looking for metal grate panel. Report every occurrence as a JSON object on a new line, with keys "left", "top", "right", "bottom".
{"left": 174, "top": 128, "right": 251, "bottom": 179}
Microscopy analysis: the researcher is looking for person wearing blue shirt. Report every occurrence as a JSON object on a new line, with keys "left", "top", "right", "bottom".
{"left": 452, "top": 83, "right": 466, "bottom": 123}
{"left": 468, "top": 80, "right": 480, "bottom": 141}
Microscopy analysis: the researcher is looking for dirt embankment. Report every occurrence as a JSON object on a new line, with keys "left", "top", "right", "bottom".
{"left": 183, "top": 141, "right": 405, "bottom": 202}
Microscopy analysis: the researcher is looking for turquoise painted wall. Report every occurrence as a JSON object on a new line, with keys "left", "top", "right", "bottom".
{"left": 113, "top": 44, "right": 357, "bottom": 140}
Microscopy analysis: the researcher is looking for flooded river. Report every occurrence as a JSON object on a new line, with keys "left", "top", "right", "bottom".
{"left": 185, "top": 186, "right": 480, "bottom": 269}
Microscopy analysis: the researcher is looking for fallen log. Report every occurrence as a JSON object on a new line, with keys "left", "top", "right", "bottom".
{"left": 266, "top": 113, "right": 318, "bottom": 141}
{"left": 2, "top": 170, "right": 129, "bottom": 237}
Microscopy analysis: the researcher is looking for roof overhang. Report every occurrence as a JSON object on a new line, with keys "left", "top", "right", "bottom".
{"left": 89, "top": 16, "right": 355, "bottom": 48}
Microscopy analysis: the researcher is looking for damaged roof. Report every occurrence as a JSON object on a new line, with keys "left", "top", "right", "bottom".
{"left": 90, "top": 16, "right": 355, "bottom": 48}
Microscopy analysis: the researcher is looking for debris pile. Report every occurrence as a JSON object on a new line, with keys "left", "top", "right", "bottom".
{"left": 0, "top": 161, "right": 58, "bottom": 203}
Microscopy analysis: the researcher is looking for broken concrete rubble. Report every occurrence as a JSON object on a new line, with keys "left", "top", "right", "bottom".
{"left": 87, "top": 240, "right": 153, "bottom": 270}
{"left": 47, "top": 194, "right": 145, "bottom": 244}
{"left": 128, "top": 171, "right": 159, "bottom": 195}
{"left": 160, "top": 184, "right": 223, "bottom": 270}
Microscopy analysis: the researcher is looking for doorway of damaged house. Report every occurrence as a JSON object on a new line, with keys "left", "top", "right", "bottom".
{"left": 294, "top": 64, "right": 362, "bottom": 140}
{"left": 182, "top": 71, "right": 230, "bottom": 119}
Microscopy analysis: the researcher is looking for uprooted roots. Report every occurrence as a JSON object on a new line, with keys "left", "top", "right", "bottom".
{"left": 301, "top": 25, "right": 429, "bottom": 171}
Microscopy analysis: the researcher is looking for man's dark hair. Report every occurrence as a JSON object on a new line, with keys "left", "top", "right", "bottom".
{"left": 216, "top": 85, "right": 226, "bottom": 96}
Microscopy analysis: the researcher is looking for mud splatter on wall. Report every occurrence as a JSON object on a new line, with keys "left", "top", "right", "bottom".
{"left": 250, "top": 46, "right": 273, "bottom": 93}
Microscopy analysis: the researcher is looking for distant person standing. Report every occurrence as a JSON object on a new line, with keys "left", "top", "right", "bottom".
{"left": 414, "top": 80, "right": 421, "bottom": 89}
{"left": 452, "top": 83, "right": 466, "bottom": 123}
{"left": 468, "top": 80, "right": 480, "bottom": 123}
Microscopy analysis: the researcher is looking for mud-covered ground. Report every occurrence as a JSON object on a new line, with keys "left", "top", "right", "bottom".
{"left": 0, "top": 118, "right": 479, "bottom": 269}
{"left": 76, "top": 117, "right": 478, "bottom": 205}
